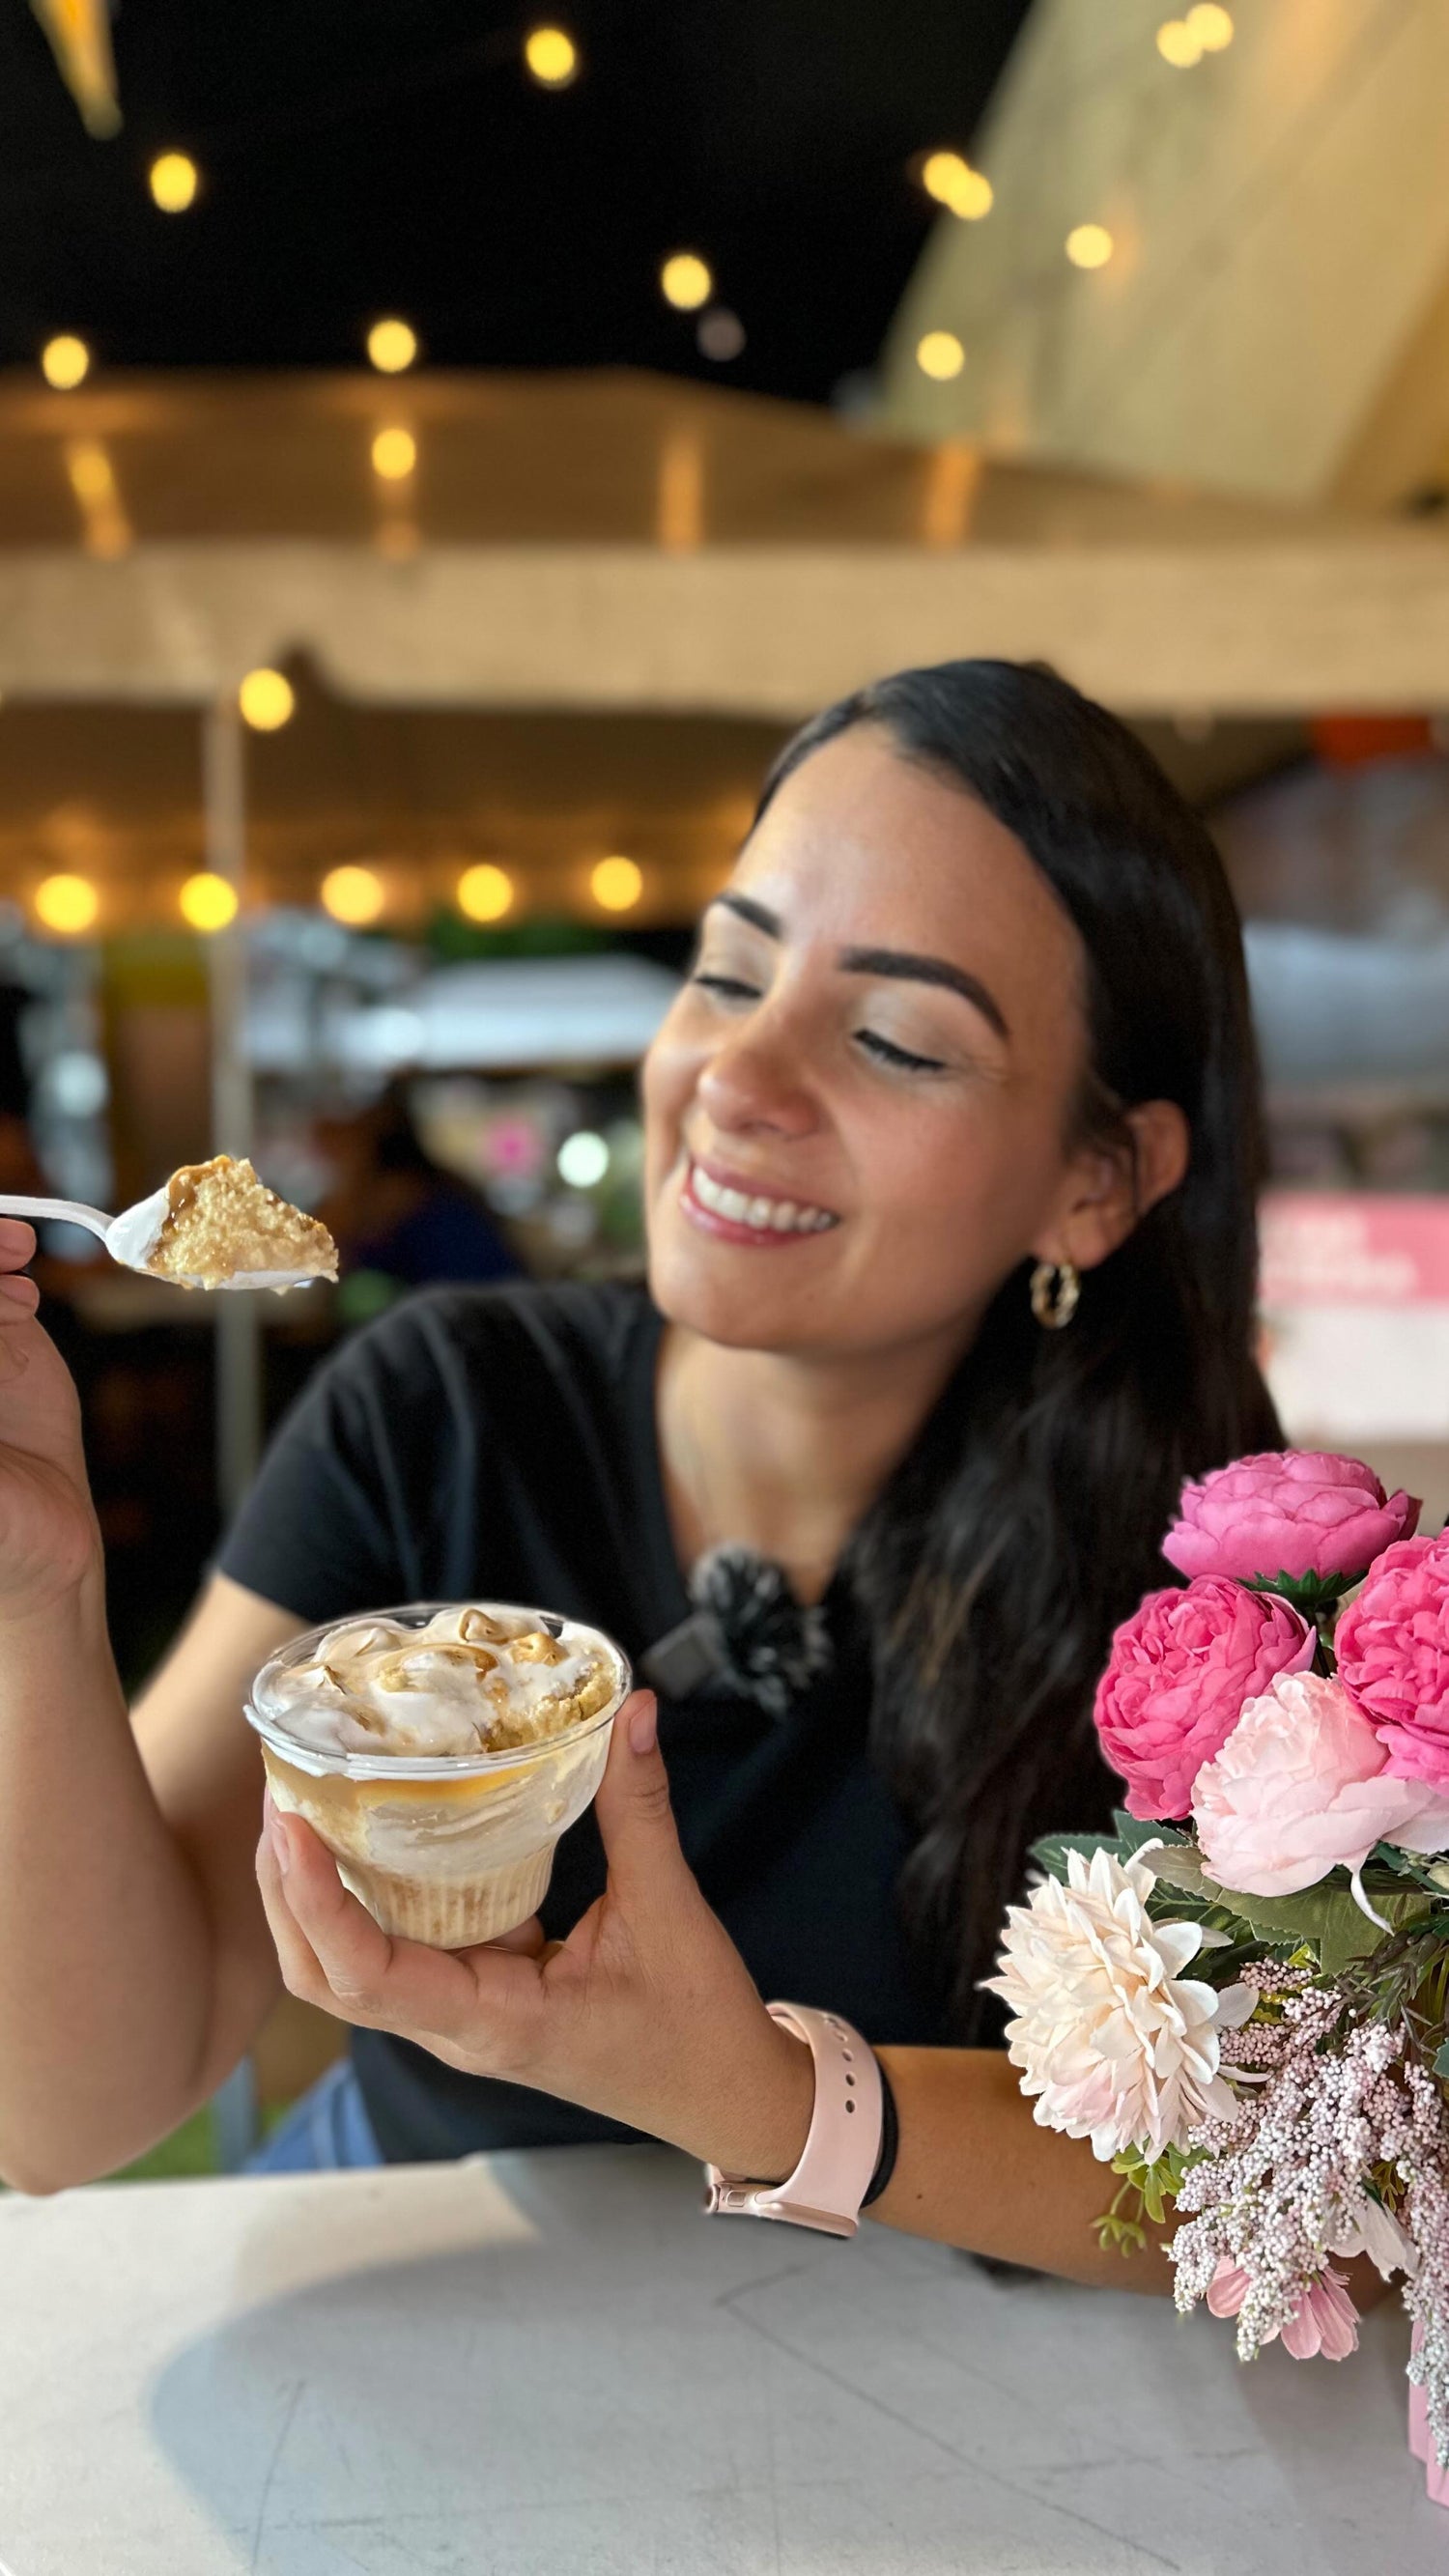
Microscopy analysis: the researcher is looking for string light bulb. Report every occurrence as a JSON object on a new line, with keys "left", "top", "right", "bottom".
{"left": 916, "top": 330, "right": 965, "bottom": 382}
{"left": 524, "top": 24, "right": 579, "bottom": 87}
{"left": 371, "top": 426, "right": 416, "bottom": 480}
{"left": 1186, "top": 4, "right": 1234, "bottom": 47}
{"left": 1065, "top": 224, "right": 1114, "bottom": 269}
{"left": 660, "top": 253, "right": 713, "bottom": 312}
{"left": 238, "top": 668, "right": 296, "bottom": 731}
{"left": 320, "top": 865, "right": 385, "bottom": 926}
{"left": 41, "top": 335, "right": 90, "bottom": 391}
{"left": 366, "top": 317, "right": 418, "bottom": 375}
{"left": 1155, "top": 19, "right": 1202, "bottom": 65}
{"left": 150, "top": 153, "right": 199, "bottom": 212}
{"left": 457, "top": 863, "right": 515, "bottom": 922}
{"left": 35, "top": 874, "right": 99, "bottom": 936}
{"left": 921, "top": 152, "right": 993, "bottom": 220}
{"left": 590, "top": 855, "right": 642, "bottom": 912}
{"left": 179, "top": 872, "right": 239, "bottom": 933}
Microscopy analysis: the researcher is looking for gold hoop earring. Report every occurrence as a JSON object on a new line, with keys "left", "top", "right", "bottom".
{"left": 1030, "top": 1260, "right": 1080, "bottom": 1330}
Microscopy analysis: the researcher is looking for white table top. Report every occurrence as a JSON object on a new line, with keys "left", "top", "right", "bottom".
{"left": 0, "top": 2143, "right": 1437, "bottom": 2574}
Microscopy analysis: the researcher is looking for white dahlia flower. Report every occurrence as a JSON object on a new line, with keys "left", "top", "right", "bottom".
{"left": 984, "top": 1847, "right": 1252, "bottom": 2162}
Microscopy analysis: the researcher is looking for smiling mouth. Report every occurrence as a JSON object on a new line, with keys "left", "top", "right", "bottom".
{"left": 685, "top": 1159, "right": 838, "bottom": 1238}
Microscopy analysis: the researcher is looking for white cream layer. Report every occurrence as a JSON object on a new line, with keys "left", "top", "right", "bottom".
{"left": 263, "top": 1605, "right": 607, "bottom": 1758}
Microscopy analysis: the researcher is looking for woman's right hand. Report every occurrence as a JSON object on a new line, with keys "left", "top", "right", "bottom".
{"left": 0, "top": 1221, "right": 100, "bottom": 1613}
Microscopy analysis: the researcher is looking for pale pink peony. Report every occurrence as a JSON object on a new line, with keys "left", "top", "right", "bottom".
{"left": 984, "top": 1847, "right": 1253, "bottom": 2163}
{"left": 1094, "top": 1575, "right": 1314, "bottom": 1821}
{"left": 1208, "top": 2259, "right": 1359, "bottom": 2362}
{"left": 1336, "top": 1532, "right": 1449, "bottom": 1790}
{"left": 1163, "top": 1451, "right": 1418, "bottom": 1589}
{"left": 1191, "top": 1670, "right": 1449, "bottom": 1897}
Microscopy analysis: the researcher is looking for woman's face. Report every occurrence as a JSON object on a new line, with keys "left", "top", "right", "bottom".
{"left": 642, "top": 725, "right": 1125, "bottom": 1370}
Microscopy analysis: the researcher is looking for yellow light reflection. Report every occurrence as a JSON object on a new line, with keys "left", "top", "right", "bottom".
{"left": 916, "top": 330, "right": 965, "bottom": 382}
{"left": 321, "top": 865, "right": 385, "bottom": 926}
{"left": 1155, "top": 19, "right": 1202, "bottom": 66}
{"left": 921, "top": 152, "right": 993, "bottom": 220}
{"left": 42, "top": 335, "right": 90, "bottom": 391}
{"left": 367, "top": 318, "right": 418, "bottom": 375}
{"left": 1065, "top": 224, "right": 1114, "bottom": 269}
{"left": 1186, "top": 4, "right": 1234, "bottom": 48}
{"left": 64, "top": 439, "right": 131, "bottom": 558}
{"left": 661, "top": 253, "right": 712, "bottom": 312}
{"left": 239, "top": 668, "right": 296, "bottom": 731}
{"left": 35, "top": 874, "right": 99, "bottom": 935}
{"left": 591, "top": 856, "right": 642, "bottom": 912}
{"left": 179, "top": 872, "right": 239, "bottom": 933}
{"left": 371, "top": 426, "right": 416, "bottom": 480}
{"left": 150, "top": 153, "right": 199, "bottom": 212}
{"left": 457, "top": 863, "right": 515, "bottom": 922}
{"left": 524, "top": 25, "right": 578, "bottom": 86}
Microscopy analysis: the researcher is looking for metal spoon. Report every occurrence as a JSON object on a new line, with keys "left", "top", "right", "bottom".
{"left": 0, "top": 1189, "right": 326, "bottom": 1290}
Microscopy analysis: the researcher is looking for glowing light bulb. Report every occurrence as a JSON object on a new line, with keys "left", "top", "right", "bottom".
{"left": 590, "top": 855, "right": 642, "bottom": 912}
{"left": 661, "top": 253, "right": 713, "bottom": 312}
{"left": 524, "top": 24, "right": 578, "bottom": 86}
{"left": 321, "top": 865, "right": 385, "bottom": 926}
{"left": 41, "top": 335, "right": 90, "bottom": 391}
{"left": 35, "top": 874, "right": 99, "bottom": 935}
{"left": 1065, "top": 223, "right": 1114, "bottom": 269}
{"left": 367, "top": 317, "right": 418, "bottom": 375}
{"left": 150, "top": 153, "right": 199, "bottom": 212}
{"left": 1155, "top": 19, "right": 1202, "bottom": 66}
{"left": 371, "top": 426, "right": 416, "bottom": 480}
{"left": 921, "top": 152, "right": 993, "bottom": 220}
{"left": 179, "top": 872, "right": 239, "bottom": 933}
{"left": 1186, "top": 4, "right": 1234, "bottom": 47}
{"left": 457, "top": 863, "right": 514, "bottom": 922}
{"left": 239, "top": 668, "right": 296, "bottom": 731}
{"left": 916, "top": 330, "right": 965, "bottom": 382}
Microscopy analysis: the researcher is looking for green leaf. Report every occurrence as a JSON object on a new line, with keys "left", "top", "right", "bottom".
{"left": 1435, "top": 2042, "right": 1449, "bottom": 2081}
{"left": 1241, "top": 1569, "right": 1359, "bottom": 1613}
{"left": 1207, "top": 1880, "right": 1432, "bottom": 1977}
{"left": 1030, "top": 1830, "right": 1130, "bottom": 1884}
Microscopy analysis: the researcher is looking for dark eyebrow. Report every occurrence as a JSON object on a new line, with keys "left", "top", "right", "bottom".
{"left": 839, "top": 947, "right": 1010, "bottom": 1042}
{"left": 710, "top": 896, "right": 1009, "bottom": 1040}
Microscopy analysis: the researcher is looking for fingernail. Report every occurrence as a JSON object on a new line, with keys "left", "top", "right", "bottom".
{"left": 628, "top": 1697, "right": 657, "bottom": 1757}
{"left": 0, "top": 1275, "right": 35, "bottom": 1304}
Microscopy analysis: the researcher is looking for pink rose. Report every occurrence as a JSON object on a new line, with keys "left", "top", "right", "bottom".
{"left": 1094, "top": 1574, "right": 1314, "bottom": 1821}
{"left": 1163, "top": 1451, "right": 1419, "bottom": 1589}
{"left": 1191, "top": 1670, "right": 1447, "bottom": 1896}
{"left": 1337, "top": 1532, "right": 1449, "bottom": 1788}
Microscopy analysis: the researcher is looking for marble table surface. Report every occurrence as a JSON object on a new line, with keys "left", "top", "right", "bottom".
{"left": 0, "top": 2142, "right": 1437, "bottom": 2574}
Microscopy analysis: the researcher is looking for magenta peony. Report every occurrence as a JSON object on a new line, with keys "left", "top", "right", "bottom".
{"left": 1163, "top": 1451, "right": 1419, "bottom": 1589}
{"left": 1337, "top": 1532, "right": 1449, "bottom": 1788}
{"left": 1191, "top": 1670, "right": 1449, "bottom": 1897}
{"left": 1094, "top": 1575, "right": 1314, "bottom": 1821}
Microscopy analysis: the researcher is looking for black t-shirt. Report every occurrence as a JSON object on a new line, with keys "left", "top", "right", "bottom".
{"left": 220, "top": 1280, "right": 946, "bottom": 2160}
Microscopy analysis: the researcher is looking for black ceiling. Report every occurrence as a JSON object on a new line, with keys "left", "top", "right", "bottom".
{"left": 0, "top": 0, "right": 1031, "bottom": 401}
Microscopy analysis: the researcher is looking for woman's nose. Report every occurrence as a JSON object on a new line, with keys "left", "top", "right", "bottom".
{"left": 696, "top": 1018, "right": 819, "bottom": 1138}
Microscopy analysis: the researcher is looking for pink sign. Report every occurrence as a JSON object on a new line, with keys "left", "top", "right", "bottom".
{"left": 1260, "top": 1192, "right": 1449, "bottom": 1309}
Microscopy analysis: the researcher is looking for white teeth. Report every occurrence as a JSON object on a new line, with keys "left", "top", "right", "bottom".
{"left": 690, "top": 1164, "right": 835, "bottom": 1233}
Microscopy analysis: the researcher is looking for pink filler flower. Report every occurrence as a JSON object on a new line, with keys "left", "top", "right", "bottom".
{"left": 1208, "top": 2259, "right": 1360, "bottom": 2362}
{"left": 1094, "top": 1574, "right": 1314, "bottom": 1821}
{"left": 1164, "top": 1451, "right": 1418, "bottom": 1588}
{"left": 1191, "top": 1669, "right": 1449, "bottom": 1897}
{"left": 1337, "top": 1531, "right": 1449, "bottom": 1791}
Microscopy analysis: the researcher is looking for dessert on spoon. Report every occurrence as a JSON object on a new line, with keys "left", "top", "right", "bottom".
{"left": 0, "top": 1154, "right": 338, "bottom": 1291}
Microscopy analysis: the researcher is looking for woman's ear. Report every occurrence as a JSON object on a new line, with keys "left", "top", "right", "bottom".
{"left": 1037, "top": 1099, "right": 1190, "bottom": 1276}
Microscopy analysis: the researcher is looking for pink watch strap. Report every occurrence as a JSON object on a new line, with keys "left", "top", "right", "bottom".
{"left": 702, "top": 2002, "right": 884, "bottom": 2239}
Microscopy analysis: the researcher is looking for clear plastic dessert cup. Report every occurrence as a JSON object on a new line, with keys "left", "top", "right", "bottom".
{"left": 246, "top": 1601, "right": 632, "bottom": 1948}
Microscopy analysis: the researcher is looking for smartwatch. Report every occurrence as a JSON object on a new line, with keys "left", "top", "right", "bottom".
{"left": 702, "top": 2001, "right": 885, "bottom": 2239}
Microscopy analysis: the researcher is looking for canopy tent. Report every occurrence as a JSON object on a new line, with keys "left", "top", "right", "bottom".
{"left": 1, "top": 369, "right": 1448, "bottom": 718}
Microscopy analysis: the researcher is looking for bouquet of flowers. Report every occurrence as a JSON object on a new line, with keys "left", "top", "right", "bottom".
{"left": 989, "top": 1451, "right": 1449, "bottom": 2500}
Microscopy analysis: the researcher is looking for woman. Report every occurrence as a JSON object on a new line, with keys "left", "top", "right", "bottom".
{"left": 0, "top": 660, "right": 1274, "bottom": 2229}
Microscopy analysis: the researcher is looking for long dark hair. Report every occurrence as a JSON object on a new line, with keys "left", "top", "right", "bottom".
{"left": 754, "top": 660, "right": 1280, "bottom": 2036}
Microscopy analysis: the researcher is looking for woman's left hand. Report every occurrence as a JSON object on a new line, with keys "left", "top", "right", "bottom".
{"left": 255, "top": 1691, "right": 814, "bottom": 2181}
